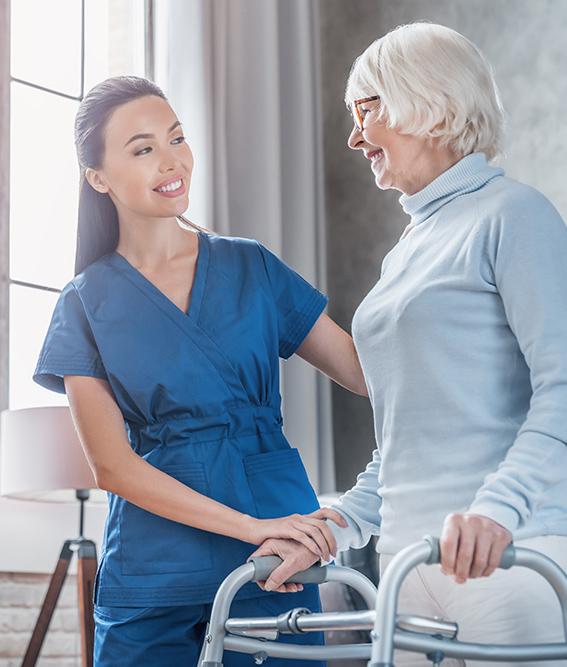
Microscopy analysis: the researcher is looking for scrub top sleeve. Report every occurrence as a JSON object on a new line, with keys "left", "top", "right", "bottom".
{"left": 255, "top": 241, "right": 328, "bottom": 359}
{"left": 32, "top": 282, "right": 108, "bottom": 394}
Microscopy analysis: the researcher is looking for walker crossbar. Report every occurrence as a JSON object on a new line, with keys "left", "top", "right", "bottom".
{"left": 198, "top": 536, "right": 567, "bottom": 666}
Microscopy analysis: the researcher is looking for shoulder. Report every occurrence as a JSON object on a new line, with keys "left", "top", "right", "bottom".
{"left": 474, "top": 175, "right": 566, "bottom": 244}
{"left": 476, "top": 175, "right": 563, "bottom": 226}
{"left": 204, "top": 232, "right": 272, "bottom": 273}
{"left": 205, "top": 231, "right": 261, "bottom": 257}
{"left": 68, "top": 252, "right": 122, "bottom": 305}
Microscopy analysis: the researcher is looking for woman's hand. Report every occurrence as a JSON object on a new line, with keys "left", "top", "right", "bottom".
{"left": 249, "top": 538, "right": 321, "bottom": 592}
{"left": 440, "top": 512, "right": 512, "bottom": 584}
{"left": 244, "top": 508, "right": 348, "bottom": 561}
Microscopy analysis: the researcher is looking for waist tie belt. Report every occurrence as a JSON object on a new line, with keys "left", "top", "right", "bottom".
{"left": 126, "top": 404, "right": 283, "bottom": 454}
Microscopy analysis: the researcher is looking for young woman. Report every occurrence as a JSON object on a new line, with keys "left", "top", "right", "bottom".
{"left": 32, "top": 75, "right": 361, "bottom": 666}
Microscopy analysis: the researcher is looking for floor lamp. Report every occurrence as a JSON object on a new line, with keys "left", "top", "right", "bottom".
{"left": 0, "top": 406, "right": 106, "bottom": 667}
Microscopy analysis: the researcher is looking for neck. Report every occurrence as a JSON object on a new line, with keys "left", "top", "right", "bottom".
{"left": 114, "top": 214, "right": 197, "bottom": 269}
{"left": 402, "top": 147, "right": 462, "bottom": 196}
{"left": 399, "top": 152, "right": 505, "bottom": 227}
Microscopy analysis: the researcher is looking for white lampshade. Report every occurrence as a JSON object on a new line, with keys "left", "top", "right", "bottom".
{"left": 0, "top": 406, "right": 106, "bottom": 504}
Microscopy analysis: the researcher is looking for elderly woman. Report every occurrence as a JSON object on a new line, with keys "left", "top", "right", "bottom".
{"left": 251, "top": 22, "right": 567, "bottom": 666}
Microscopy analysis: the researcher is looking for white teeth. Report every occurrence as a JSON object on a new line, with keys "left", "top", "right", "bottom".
{"left": 156, "top": 179, "right": 182, "bottom": 192}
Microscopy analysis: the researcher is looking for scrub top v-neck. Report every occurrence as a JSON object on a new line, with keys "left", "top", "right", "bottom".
{"left": 32, "top": 230, "right": 328, "bottom": 607}
{"left": 110, "top": 229, "right": 208, "bottom": 321}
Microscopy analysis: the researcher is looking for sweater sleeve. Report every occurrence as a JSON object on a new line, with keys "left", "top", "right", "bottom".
{"left": 467, "top": 190, "right": 567, "bottom": 533}
{"left": 323, "top": 447, "right": 383, "bottom": 551}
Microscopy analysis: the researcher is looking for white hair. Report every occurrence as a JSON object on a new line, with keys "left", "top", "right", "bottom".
{"left": 345, "top": 22, "right": 505, "bottom": 160}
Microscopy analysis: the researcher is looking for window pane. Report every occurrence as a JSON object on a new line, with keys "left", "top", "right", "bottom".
{"left": 9, "top": 285, "right": 67, "bottom": 410}
{"left": 10, "top": 0, "right": 82, "bottom": 98}
{"left": 10, "top": 82, "right": 79, "bottom": 289}
{"left": 84, "top": 0, "right": 146, "bottom": 94}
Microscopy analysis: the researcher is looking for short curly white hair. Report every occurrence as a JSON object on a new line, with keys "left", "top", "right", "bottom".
{"left": 345, "top": 22, "right": 505, "bottom": 160}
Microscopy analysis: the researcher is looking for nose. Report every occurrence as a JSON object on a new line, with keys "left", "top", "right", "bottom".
{"left": 347, "top": 124, "right": 365, "bottom": 151}
{"left": 158, "top": 155, "right": 177, "bottom": 172}
{"left": 158, "top": 150, "right": 182, "bottom": 174}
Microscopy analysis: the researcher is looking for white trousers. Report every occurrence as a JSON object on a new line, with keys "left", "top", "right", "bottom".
{"left": 379, "top": 535, "right": 567, "bottom": 667}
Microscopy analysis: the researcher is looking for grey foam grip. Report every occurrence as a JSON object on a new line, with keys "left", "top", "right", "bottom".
{"left": 499, "top": 544, "right": 516, "bottom": 569}
{"left": 423, "top": 535, "right": 516, "bottom": 569}
{"left": 249, "top": 556, "right": 328, "bottom": 583}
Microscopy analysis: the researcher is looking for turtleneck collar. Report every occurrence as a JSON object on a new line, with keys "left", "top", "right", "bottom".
{"left": 398, "top": 152, "right": 504, "bottom": 226}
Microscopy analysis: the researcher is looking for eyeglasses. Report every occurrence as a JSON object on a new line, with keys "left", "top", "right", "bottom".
{"left": 348, "top": 95, "right": 381, "bottom": 131}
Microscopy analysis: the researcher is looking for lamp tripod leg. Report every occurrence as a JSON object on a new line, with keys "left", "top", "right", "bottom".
{"left": 20, "top": 538, "right": 98, "bottom": 667}
{"left": 21, "top": 540, "right": 74, "bottom": 667}
{"left": 77, "top": 539, "right": 97, "bottom": 667}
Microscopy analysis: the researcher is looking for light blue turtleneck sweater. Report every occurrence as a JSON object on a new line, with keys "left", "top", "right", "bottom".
{"left": 329, "top": 152, "right": 567, "bottom": 555}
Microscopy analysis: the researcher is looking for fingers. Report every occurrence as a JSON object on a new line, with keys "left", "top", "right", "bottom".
{"left": 289, "top": 528, "right": 325, "bottom": 558}
{"left": 469, "top": 537, "right": 490, "bottom": 579}
{"left": 293, "top": 523, "right": 329, "bottom": 561}
{"left": 259, "top": 515, "right": 340, "bottom": 559}
{"left": 308, "top": 508, "right": 348, "bottom": 528}
{"left": 264, "top": 561, "right": 302, "bottom": 592}
{"left": 294, "top": 518, "right": 337, "bottom": 560}
{"left": 440, "top": 515, "right": 459, "bottom": 577}
{"left": 440, "top": 513, "right": 512, "bottom": 584}
{"left": 453, "top": 533, "right": 475, "bottom": 584}
{"left": 248, "top": 543, "right": 272, "bottom": 560}
{"left": 256, "top": 579, "right": 303, "bottom": 593}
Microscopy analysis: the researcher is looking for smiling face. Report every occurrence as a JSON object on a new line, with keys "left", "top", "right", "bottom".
{"left": 85, "top": 94, "right": 194, "bottom": 221}
{"left": 347, "top": 98, "right": 457, "bottom": 195}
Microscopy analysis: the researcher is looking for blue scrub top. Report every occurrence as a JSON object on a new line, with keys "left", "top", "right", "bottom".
{"left": 32, "top": 231, "right": 328, "bottom": 607}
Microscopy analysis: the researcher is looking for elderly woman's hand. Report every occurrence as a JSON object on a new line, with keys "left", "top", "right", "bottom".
{"left": 440, "top": 512, "right": 512, "bottom": 584}
{"left": 248, "top": 538, "right": 320, "bottom": 592}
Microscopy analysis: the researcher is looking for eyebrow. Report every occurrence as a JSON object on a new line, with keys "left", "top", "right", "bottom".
{"left": 124, "top": 120, "right": 182, "bottom": 147}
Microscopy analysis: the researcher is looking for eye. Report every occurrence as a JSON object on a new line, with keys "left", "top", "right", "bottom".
{"left": 134, "top": 136, "right": 186, "bottom": 156}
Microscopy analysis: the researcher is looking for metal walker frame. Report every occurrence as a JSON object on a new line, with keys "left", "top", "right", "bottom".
{"left": 199, "top": 535, "right": 567, "bottom": 665}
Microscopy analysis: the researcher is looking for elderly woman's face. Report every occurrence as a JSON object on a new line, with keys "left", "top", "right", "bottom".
{"left": 347, "top": 98, "right": 448, "bottom": 195}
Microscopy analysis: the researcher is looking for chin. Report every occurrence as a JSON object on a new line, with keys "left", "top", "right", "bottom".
{"left": 374, "top": 177, "right": 392, "bottom": 191}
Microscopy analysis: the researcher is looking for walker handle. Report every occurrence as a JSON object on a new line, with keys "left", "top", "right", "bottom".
{"left": 423, "top": 535, "right": 516, "bottom": 569}
{"left": 248, "top": 556, "right": 328, "bottom": 584}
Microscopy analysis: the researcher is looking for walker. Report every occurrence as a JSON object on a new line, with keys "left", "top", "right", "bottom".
{"left": 198, "top": 535, "right": 567, "bottom": 665}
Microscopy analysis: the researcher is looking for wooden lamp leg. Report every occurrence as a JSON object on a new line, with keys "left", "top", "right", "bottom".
{"left": 20, "top": 538, "right": 98, "bottom": 667}
{"left": 21, "top": 541, "right": 74, "bottom": 667}
{"left": 77, "top": 539, "right": 97, "bottom": 667}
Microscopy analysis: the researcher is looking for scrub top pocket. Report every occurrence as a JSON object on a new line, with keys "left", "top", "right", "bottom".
{"left": 243, "top": 447, "right": 320, "bottom": 518}
{"left": 120, "top": 462, "right": 214, "bottom": 576}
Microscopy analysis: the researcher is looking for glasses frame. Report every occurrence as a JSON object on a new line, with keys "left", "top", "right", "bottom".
{"left": 349, "top": 95, "right": 381, "bottom": 131}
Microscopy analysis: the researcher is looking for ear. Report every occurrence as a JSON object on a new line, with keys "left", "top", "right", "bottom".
{"left": 85, "top": 167, "right": 109, "bottom": 194}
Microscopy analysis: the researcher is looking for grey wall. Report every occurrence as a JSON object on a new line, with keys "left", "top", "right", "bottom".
{"left": 318, "top": 0, "right": 567, "bottom": 490}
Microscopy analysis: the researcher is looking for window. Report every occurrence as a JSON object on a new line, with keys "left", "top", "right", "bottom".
{"left": 6, "top": 0, "right": 148, "bottom": 411}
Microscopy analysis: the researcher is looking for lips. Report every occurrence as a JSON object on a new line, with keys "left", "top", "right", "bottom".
{"left": 366, "top": 149, "right": 384, "bottom": 161}
{"left": 153, "top": 175, "right": 184, "bottom": 191}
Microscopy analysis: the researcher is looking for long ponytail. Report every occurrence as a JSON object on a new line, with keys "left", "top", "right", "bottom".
{"left": 73, "top": 75, "right": 208, "bottom": 276}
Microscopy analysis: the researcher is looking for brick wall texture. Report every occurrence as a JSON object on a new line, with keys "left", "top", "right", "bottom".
{"left": 0, "top": 572, "right": 81, "bottom": 666}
